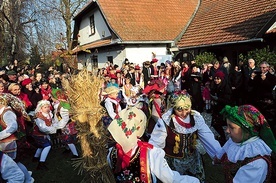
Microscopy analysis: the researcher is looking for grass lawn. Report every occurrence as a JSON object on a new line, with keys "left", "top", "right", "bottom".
{"left": 20, "top": 145, "right": 84, "bottom": 183}
{"left": 19, "top": 145, "right": 224, "bottom": 183}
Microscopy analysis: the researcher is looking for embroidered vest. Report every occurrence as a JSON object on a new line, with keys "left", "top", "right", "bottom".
{"left": 32, "top": 112, "right": 52, "bottom": 136}
{"left": 164, "top": 116, "right": 198, "bottom": 158}
{"left": 110, "top": 142, "right": 152, "bottom": 183}
{"left": 0, "top": 108, "right": 17, "bottom": 143}
{"left": 221, "top": 153, "right": 272, "bottom": 183}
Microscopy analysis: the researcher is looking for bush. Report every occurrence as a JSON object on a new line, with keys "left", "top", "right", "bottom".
{"left": 195, "top": 52, "right": 216, "bottom": 66}
{"left": 239, "top": 46, "right": 276, "bottom": 66}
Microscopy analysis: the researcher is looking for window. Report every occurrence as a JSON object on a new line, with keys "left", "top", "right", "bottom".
{"left": 91, "top": 55, "right": 98, "bottom": 68}
{"left": 90, "top": 15, "right": 95, "bottom": 35}
{"left": 107, "top": 56, "right": 113, "bottom": 64}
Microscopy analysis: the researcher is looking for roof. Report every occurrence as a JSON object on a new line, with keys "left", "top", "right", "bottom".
{"left": 177, "top": 0, "right": 276, "bottom": 49}
{"left": 72, "top": 38, "right": 112, "bottom": 53}
{"left": 96, "top": 0, "right": 199, "bottom": 41}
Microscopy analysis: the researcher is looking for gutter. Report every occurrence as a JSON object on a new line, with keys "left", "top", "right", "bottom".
{"left": 117, "top": 41, "right": 174, "bottom": 44}
{"left": 178, "top": 38, "right": 264, "bottom": 50}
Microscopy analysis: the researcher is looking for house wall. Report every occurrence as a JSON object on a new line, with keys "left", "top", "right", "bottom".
{"left": 125, "top": 45, "right": 168, "bottom": 66}
{"left": 78, "top": 9, "right": 111, "bottom": 45}
{"left": 77, "top": 44, "right": 170, "bottom": 70}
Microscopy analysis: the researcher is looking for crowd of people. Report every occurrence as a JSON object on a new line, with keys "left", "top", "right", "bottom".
{"left": 98, "top": 57, "right": 275, "bottom": 182}
{"left": 0, "top": 55, "right": 275, "bottom": 182}
{"left": 0, "top": 60, "right": 77, "bottom": 182}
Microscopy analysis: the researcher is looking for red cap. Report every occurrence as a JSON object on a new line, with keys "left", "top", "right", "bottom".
{"left": 109, "top": 74, "right": 117, "bottom": 79}
{"left": 151, "top": 58, "right": 158, "bottom": 63}
{"left": 134, "top": 65, "right": 140, "bottom": 70}
{"left": 21, "top": 78, "right": 32, "bottom": 86}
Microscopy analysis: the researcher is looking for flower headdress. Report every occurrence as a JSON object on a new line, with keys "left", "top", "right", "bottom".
{"left": 170, "top": 90, "right": 192, "bottom": 110}
{"left": 220, "top": 105, "right": 276, "bottom": 153}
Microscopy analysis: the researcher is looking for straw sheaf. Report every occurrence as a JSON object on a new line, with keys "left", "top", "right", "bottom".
{"left": 63, "top": 69, "right": 115, "bottom": 182}
{"left": 63, "top": 69, "right": 103, "bottom": 138}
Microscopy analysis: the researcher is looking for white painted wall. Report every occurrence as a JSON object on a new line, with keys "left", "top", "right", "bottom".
{"left": 125, "top": 45, "right": 167, "bottom": 66}
{"left": 78, "top": 9, "right": 111, "bottom": 45}
{"left": 77, "top": 45, "right": 171, "bottom": 70}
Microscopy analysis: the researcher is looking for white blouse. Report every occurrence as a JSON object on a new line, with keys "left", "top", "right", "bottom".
{"left": 216, "top": 137, "right": 272, "bottom": 183}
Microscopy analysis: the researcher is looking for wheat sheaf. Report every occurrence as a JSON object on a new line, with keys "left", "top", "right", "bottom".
{"left": 63, "top": 69, "right": 115, "bottom": 183}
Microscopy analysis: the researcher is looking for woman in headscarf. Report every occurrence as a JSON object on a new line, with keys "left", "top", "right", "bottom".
{"left": 215, "top": 105, "right": 276, "bottom": 183}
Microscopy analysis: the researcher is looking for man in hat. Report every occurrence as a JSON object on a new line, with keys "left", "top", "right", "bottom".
{"left": 107, "top": 107, "right": 200, "bottom": 183}
{"left": 142, "top": 61, "right": 151, "bottom": 88}
{"left": 150, "top": 58, "right": 159, "bottom": 79}
{"left": 7, "top": 70, "right": 18, "bottom": 84}
{"left": 125, "top": 66, "right": 136, "bottom": 86}
{"left": 134, "top": 65, "right": 141, "bottom": 85}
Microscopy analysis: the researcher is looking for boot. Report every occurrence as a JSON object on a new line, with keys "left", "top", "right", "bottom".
{"left": 36, "top": 162, "right": 49, "bottom": 171}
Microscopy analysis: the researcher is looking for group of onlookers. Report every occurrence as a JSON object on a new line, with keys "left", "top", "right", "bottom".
{"left": 99, "top": 56, "right": 276, "bottom": 183}
{"left": 0, "top": 61, "right": 78, "bottom": 182}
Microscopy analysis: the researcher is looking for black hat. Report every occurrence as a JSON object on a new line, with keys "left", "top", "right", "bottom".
{"left": 7, "top": 70, "right": 17, "bottom": 75}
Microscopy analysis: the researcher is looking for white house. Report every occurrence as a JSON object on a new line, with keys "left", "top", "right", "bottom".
{"left": 72, "top": 0, "right": 199, "bottom": 70}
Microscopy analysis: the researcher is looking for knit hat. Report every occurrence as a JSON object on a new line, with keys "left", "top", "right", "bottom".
{"left": 214, "top": 71, "right": 225, "bottom": 80}
{"left": 21, "top": 78, "right": 32, "bottom": 87}
{"left": 220, "top": 105, "right": 276, "bottom": 153}
{"left": 108, "top": 107, "right": 147, "bottom": 153}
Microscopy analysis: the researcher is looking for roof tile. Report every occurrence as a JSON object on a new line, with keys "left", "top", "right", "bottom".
{"left": 177, "top": 0, "right": 276, "bottom": 48}
{"left": 97, "top": 0, "right": 198, "bottom": 41}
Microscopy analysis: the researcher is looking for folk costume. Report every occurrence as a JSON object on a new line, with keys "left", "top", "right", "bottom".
{"left": 33, "top": 100, "right": 56, "bottom": 170}
{"left": 149, "top": 91, "right": 221, "bottom": 181}
{"left": 0, "top": 96, "right": 18, "bottom": 159}
{"left": 215, "top": 105, "right": 276, "bottom": 183}
{"left": 51, "top": 88, "right": 78, "bottom": 158}
{"left": 101, "top": 86, "right": 121, "bottom": 127}
{"left": 0, "top": 94, "right": 34, "bottom": 183}
{"left": 0, "top": 151, "right": 24, "bottom": 183}
{"left": 143, "top": 79, "right": 167, "bottom": 134}
{"left": 107, "top": 107, "right": 200, "bottom": 183}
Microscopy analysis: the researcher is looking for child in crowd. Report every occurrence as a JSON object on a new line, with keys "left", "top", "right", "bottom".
{"left": 32, "top": 100, "right": 57, "bottom": 170}
{"left": 101, "top": 86, "right": 121, "bottom": 127}
{"left": 202, "top": 81, "right": 211, "bottom": 113}
{"left": 51, "top": 88, "right": 79, "bottom": 158}
{"left": 215, "top": 105, "right": 276, "bottom": 182}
